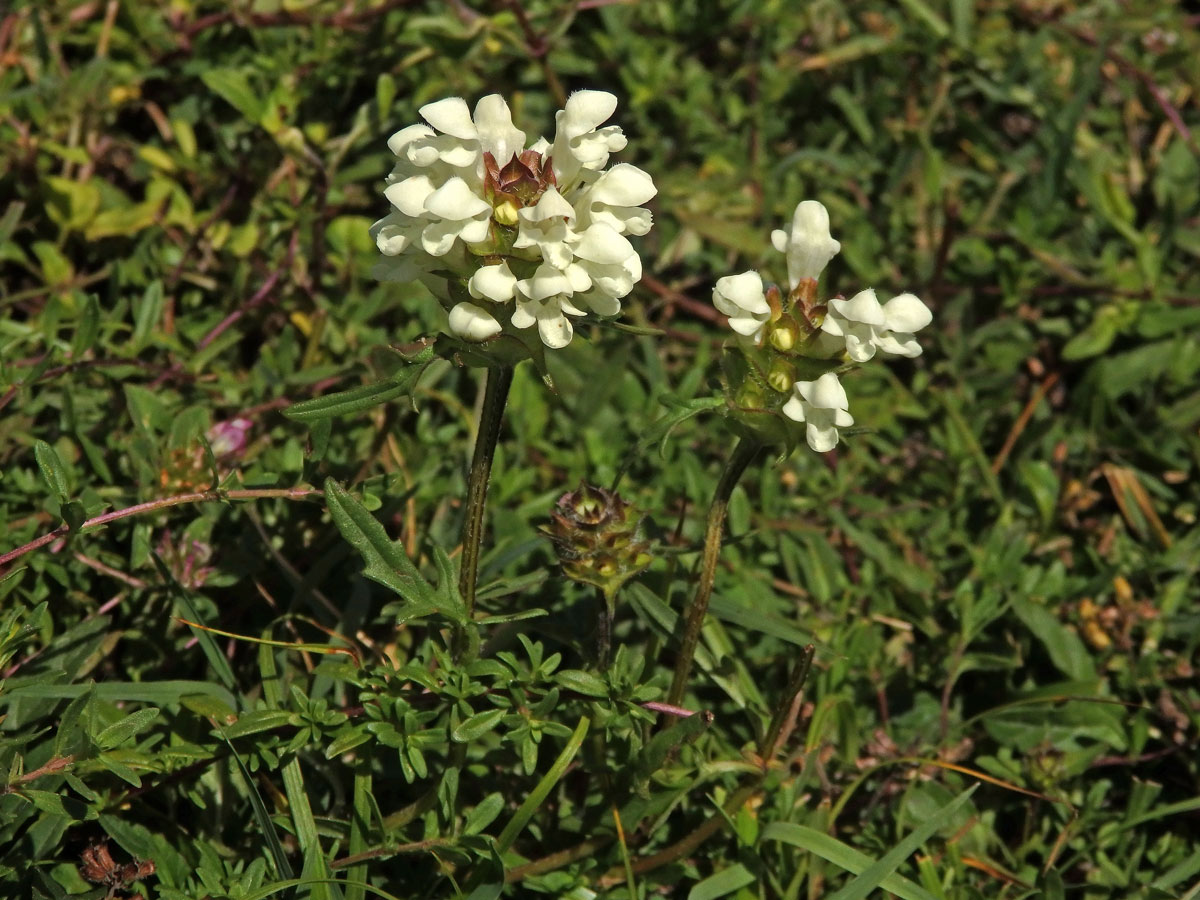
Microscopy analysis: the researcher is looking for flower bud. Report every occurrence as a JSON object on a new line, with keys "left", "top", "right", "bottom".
{"left": 735, "top": 381, "right": 766, "bottom": 410}
{"left": 492, "top": 200, "right": 520, "bottom": 226}
{"left": 769, "top": 314, "right": 800, "bottom": 351}
{"left": 542, "top": 484, "right": 653, "bottom": 600}
{"left": 767, "top": 358, "right": 797, "bottom": 394}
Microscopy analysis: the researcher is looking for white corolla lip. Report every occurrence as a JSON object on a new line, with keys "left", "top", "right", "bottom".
{"left": 771, "top": 199, "right": 841, "bottom": 287}
{"left": 385, "top": 175, "right": 437, "bottom": 218}
{"left": 468, "top": 262, "right": 518, "bottom": 303}
{"left": 419, "top": 96, "right": 477, "bottom": 140}
{"left": 448, "top": 302, "right": 502, "bottom": 341}
{"left": 472, "top": 94, "right": 526, "bottom": 163}
{"left": 518, "top": 263, "right": 574, "bottom": 302}
{"left": 387, "top": 123, "right": 434, "bottom": 156}
{"left": 713, "top": 270, "right": 770, "bottom": 338}
{"left": 589, "top": 164, "right": 658, "bottom": 206}
{"left": 883, "top": 292, "right": 932, "bottom": 332}
{"left": 801, "top": 372, "right": 849, "bottom": 410}
{"left": 572, "top": 224, "right": 634, "bottom": 265}
{"left": 556, "top": 90, "right": 618, "bottom": 140}
{"left": 424, "top": 177, "right": 491, "bottom": 220}
{"left": 520, "top": 187, "right": 576, "bottom": 223}
{"left": 831, "top": 289, "right": 885, "bottom": 326}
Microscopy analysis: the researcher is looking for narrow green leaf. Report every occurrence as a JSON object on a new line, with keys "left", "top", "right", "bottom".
{"left": 34, "top": 440, "right": 69, "bottom": 500}
{"left": 2, "top": 680, "right": 236, "bottom": 710}
{"left": 496, "top": 716, "right": 589, "bottom": 852}
{"left": 464, "top": 792, "right": 505, "bottom": 835}
{"left": 130, "top": 281, "right": 163, "bottom": 353}
{"left": 71, "top": 294, "right": 101, "bottom": 358}
{"left": 688, "top": 863, "right": 756, "bottom": 900}
{"left": 285, "top": 356, "right": 430, "bottom": 422}
{"left": 826, "top": 786, "right": 978, "bottom": 900}
{"left": 201, "top": 67, "right": 265, "bottom": 121}
{"left": 221, "top": 708, "right": 293, "bottom": 739}
{"left": 452, "top": 708, "right": 505, "bottom": 743}
{"left": 212, "top": 723, "right": 295, "bottom": 880}
{"left": 762, "top": 823, "right": 936, "bottom": 900}
{"left": 555, "top": 669, "right": 608, "bottom": 698}
{"left": 95, "top": 707, "right": 160, "bottom": 750}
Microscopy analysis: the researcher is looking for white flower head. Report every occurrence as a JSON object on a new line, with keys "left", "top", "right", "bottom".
{"left": 372, "top": 91, "right": 654, "bottom": 349}
{"left": 712, "top": 271, "right": 771, "bottom": 342}
{"left": 781, "top": 372, "right": 854, "bottom": 452}
{"left": 771, "top": 200, "right": 841, "bottom": 288}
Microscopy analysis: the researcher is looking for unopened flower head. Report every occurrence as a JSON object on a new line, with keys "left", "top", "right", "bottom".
{"left": 710, "top": 200, "right": 933, "bottom": 453}
{"left": 542, "top": 483, "right": 653, "bottom": 600}
{"left": 371, "top": 92, "right": 656, "bottom": 350}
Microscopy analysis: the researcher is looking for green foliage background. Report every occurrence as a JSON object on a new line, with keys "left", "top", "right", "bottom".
{"left": 2, "top": 1, "right": 1199, "bottom": 898}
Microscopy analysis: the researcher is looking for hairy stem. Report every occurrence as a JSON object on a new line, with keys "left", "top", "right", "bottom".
{"left": 667, "top": 437, "right": 759, "bottom": 706}
{"left": 596, "top": 586, "right": 612, "bottom": 669}
{"left": 458, "top": 366, "right": 514, "bottom": 618}
{"left": 0, "top": 487, "right": 321, "bottom": 572}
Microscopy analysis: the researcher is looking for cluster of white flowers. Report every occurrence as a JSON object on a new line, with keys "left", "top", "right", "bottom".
{"left": 712, "top": 200, "right": 932, "bottom": 453}
{"left": 371, "top": 92, "right": 656, "bottom": 349}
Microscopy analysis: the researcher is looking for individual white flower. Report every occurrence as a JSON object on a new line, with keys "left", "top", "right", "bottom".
{"left": 820, "top": 289, "right": 886, "bottom": 362}
{"left": 781, "top": 372, "right": 854, "bottom": 452}
{"left": 818, "top": 288, "right": 932, "bottom": 360}
{"left": 448, "top": 302, "right": 503, "bottom": 341}
{"left": 712, "top": 271, "right": 771, "bottom": 341}
{"left": 551, "top": 90, "right": 628, "bottom": 184}
{"left": 372, "top": 91, "right": 654, "bottom": 349}
{"left": 512, "top": 263, "right": 587, "bottom": 349}
{"left": 771, "top": 200, "right": 841, "bottom": 288}
{"left": 419, "top": 177, "right": 492, "bottom": 256}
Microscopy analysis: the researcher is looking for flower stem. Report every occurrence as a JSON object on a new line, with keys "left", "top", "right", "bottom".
{"left": 595, "top": 587, "right": 613, "bottom": 669}
{"left": 667, "top": 437, "right": 759, "bottom": 706}
{"left": 459, "top": 365, "right": 514, "bottom": 619}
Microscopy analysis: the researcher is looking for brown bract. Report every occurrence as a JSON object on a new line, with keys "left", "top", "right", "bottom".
{"left": 482, "top": 149, "right": 557, "bottom": 209}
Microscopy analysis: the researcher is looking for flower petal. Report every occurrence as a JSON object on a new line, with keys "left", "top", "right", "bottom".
{"left": 799, "top": 372, "right": 848, "bottom": 411}
{"left": 448, "top": 302, "right": 502, "bottom": 341}
{"left": 882, "top": 292, "right": 932, "bottom": 333}
{"left": 472, "top": 94, "right": 525, "bottom": 163}
{"left": 781, "top": 200, "right": 841, "bottom": 286}
{"left": 384, "top": 175, "right": 437, "bottom": 217}
{"left": 518, "top": 263, "right": 574, "bottom": 301}
{"left": 424, "top": 177, "right": 491, "bottom": 220}
{"left": 806, "top": 420, "right": 839, "bottom": 452}
{"left": 419, "top": 97, "right": 477, "bottom": 139}
{"left": 537, "top": 309, "right": 573, "bottom": 349}
{"left": 713, "top": 271, "right": 769, "bottom": 315}
{"left": 830, "top": 289, "right": 885, "bottom": 326}
{"left": 557, "top": 90, "right": 618, "bottom": 139}
{"left": 387, "top": 124, "right": 434, "bottom": 156}
{"left": 781, "top": 393, "right": 806, "bottom": 422}
{"left": 468, "top": 262, "right": 518, "bottom": 302}
{"left": 589, "top": 164, "right": 657, "bottom": 206}
{"left": 573, "top": 224, "right": 634, "bottom": 265}
{"left": 520, "top": 186, "right": 576, "bottom": 222}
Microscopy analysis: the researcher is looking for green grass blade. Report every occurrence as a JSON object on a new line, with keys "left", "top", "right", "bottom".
{"left": 496, "top": 716, "right": 590, "bottom": 853}
{"left": 762, "top": 823, "right": 936, "bottom": 900}
{"left": 826, "top": 786, "right": 978, "bottom": 900}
